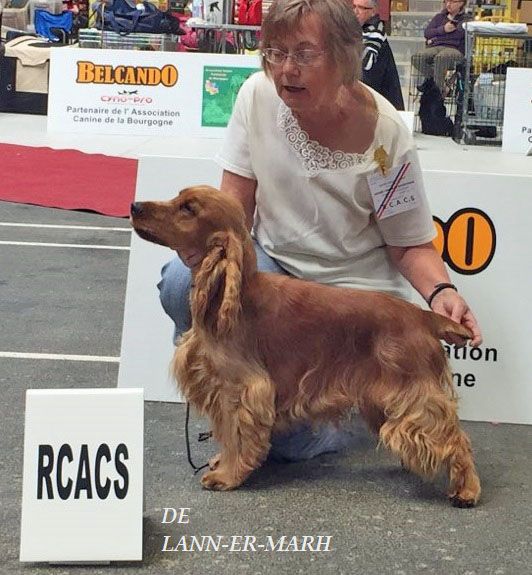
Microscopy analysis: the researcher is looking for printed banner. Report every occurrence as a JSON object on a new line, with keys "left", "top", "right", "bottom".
{"left": 47, "top": 49, "right": 260, "bottom": 137}
{"left": 202, "top": 65, "right": 259, "bottom": 128}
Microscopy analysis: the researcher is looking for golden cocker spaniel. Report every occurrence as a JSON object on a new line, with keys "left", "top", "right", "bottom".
{"left": 130, "top": 185, "right": 481, "bottom": 508}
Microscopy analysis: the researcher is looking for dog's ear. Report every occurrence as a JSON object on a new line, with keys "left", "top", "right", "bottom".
{"left": 191, "top": 230, "right": 243, "bottom": 337}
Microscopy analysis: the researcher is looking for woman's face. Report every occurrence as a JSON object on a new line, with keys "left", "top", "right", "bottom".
{"left": 267, "top": 14, "right": 344, "bottom": 115}
{"left": 445, "top": 0, "right": 465, "bottom": 17}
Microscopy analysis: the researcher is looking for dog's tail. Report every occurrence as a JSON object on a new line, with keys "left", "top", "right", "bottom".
{"left": 425, "top": 310, "right": 473, "bottom": 346}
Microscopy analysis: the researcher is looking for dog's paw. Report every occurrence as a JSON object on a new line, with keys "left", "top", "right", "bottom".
{"left": 449, "top": 494, "right": 477, "bottom": 508}
{"left": 448, "top": 488, "right": 479, "bottom": 508}
{"left": 208, "top": 453, "right": 222, "bottom": 470}
{"left": 200, "top": 470, "right": 238, "bottom": 491}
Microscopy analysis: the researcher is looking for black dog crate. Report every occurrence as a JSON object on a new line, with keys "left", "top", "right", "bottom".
{"left": 0, "top": 36, "right": 50, "bottom": 115}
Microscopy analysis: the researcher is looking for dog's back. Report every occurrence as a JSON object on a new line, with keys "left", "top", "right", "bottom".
{"left": 242, "top": 272, "right": 469, "bottom": 412}
{"left": 247, "top": 271, "right": 470, "bottom": 349}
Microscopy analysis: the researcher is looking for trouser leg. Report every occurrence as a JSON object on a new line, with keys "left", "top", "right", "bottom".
{"left": 158, "top": 257, "right": 192, "bottom": 342}
{"left": 433, "top": 47, "right": 463, "bottom": 92}
{"left": 412, "top": 46, "right": 440, "bottom": 82}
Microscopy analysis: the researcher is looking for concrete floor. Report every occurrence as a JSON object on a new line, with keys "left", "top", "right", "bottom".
{"left": 0, "top": 200, "right": 531, "bottom": 575}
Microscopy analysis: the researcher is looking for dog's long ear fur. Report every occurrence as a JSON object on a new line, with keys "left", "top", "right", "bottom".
{"left": 191, "top": 231, "right": 243, "bottom": 337}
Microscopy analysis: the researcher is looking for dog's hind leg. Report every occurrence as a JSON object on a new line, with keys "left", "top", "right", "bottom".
{"left": 201, "top": 372, "right": 276, "bottom": 491}
{"left": 446, "top": 427, "right": 481, "bottom": 508}
{"left": 379, "top": 386, "right": 481, "bottom": 507}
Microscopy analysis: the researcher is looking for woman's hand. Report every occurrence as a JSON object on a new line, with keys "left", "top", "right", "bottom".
{"left": 430, "top": 288, "right": 483, "bottom": 347}
{"left": 386, "top": 243, "right": 483, "bottom": 348}
{"left": 444, "top": 21, "right": 457, "bottom": 33}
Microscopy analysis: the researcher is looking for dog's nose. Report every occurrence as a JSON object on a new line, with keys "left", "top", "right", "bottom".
{"left": 130, "top": 202, "right": 143, "bottom": 216}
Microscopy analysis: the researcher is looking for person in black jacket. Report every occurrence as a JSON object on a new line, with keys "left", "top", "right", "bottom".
{"left": 353, "top": 0, "right": 405, "bottom": 110}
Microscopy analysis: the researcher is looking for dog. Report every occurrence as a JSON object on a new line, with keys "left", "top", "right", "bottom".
{"left": 418, "top": 78, "right": 454, "bottom": 137}
{"left": 130, "top": 185, "right": 481, "bottom": 507}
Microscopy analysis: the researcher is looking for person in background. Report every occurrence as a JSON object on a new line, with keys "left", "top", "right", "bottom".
{"left": 412, "top": 0, "right": 471, "bottom": 94}
{"left": 158, "top": 0, "right": 482, "bottom": 462}
{"left": 353, "top": 0, "right": 405, "bottom": 110}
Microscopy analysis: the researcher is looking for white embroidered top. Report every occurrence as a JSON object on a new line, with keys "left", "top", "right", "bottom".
{"left": 216, "top": 72, "right": 436, "bottom": 299}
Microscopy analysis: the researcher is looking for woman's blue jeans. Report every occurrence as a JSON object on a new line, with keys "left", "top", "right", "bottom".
{"left": 157, "top": 241, "right": 354, "bottom": 462}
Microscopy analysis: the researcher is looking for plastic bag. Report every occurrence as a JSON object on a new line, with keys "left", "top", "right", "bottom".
{"left": 94, "top": 0, "right": 184, "bottom": 35}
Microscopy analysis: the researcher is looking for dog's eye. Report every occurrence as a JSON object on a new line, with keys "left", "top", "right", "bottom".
{"left": 180, "top": 201, "right": 195, "bottom": 216}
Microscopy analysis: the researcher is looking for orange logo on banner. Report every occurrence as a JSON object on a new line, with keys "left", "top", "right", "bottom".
{"left": 432, "top": 209, "right": 496, "bottom": 275}
{"left": 76, "top": 61, "right": 178, "bottom": 87}
{"left": 432, "top": 217, "right": 445, "bottom": 257}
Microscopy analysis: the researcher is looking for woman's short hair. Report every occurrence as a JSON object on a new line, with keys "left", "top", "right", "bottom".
{"left": 261, "top": 0, "right": 364, "bottom": 85}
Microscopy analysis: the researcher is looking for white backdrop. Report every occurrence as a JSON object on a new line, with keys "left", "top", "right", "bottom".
{"left": 502, "top": 67, "right": 532, "bottom": 155}
{"left": 118, "top": 156, "right": 532, "bottom": 425}
{"left": 118, "top": 157, "right": 222, "bottom": 403}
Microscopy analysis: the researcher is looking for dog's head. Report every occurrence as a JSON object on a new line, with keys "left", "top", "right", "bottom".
{"left": 130, "top": 185, "right": 248, "bottom": 265}
{"left": 130, "top": 185, "right": 251, "bottom": 337}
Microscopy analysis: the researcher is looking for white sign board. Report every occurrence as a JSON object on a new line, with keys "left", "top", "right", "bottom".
{"left": 118, "top": 157, "right": 223, "bottom": 402}
{"left": 20, "top": 388, "right": 144, "bottom": 563}
{"left": 502, "top": 67, "right": 532, "bottom": 154}
{"left": 119, "top": 156, "right": 532, "bottom": 425}
{"left": 398, "top": 110, "right": 415, "bottom": 134}
{"left": 47, "top": 48, "right": 260, "bottom": 138}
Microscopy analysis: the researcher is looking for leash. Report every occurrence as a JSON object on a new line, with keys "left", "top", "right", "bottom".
{"left": 185, "top": 402, "right": 212, "bottom": 475}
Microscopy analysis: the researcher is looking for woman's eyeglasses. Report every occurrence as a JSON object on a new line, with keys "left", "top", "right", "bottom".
{"left": 262, "top": 48, "right": 326, "bottom": 67}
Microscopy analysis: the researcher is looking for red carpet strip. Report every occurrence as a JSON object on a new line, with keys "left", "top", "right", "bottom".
{"left": 0, "top": 144, "right": 138, "bottom": 217}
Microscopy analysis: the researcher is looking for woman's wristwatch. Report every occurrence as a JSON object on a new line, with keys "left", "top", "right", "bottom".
{"left": 427, "top": 283, "right": 457, "bottom": 308}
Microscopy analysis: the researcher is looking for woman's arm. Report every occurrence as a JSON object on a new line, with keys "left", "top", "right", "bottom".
{"left": 387, "top": 242, "right": 483, "bottom": 346}
{"left": 424, "top": 13, "right": 445, "bottom": 42}
{"left": 220, "top": 169, "right": 257, "bottom": 232}
{"left": 444, "top": 18, "right": 466, "bottom": 44}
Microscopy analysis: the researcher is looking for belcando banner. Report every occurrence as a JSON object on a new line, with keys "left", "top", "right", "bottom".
{"left": 47, "top": 49, "right": 260, "bottom": 138}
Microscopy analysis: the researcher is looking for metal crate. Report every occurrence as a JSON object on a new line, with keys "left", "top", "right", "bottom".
{"left": 78, "top": 28, "right": 178, "bottom": 51}
{"left": 408, "top": 54, "right": 461, "bottom": 134}
{"left": 459, "top": 30, "right": 531, "bottom": 146}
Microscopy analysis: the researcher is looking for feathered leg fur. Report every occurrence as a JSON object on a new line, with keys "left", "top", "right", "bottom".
{"left": 378, "top": 377, "right": 481, "bottom": 507}
{"left": 200, "top": 372, "right": 276, "bottom": 490}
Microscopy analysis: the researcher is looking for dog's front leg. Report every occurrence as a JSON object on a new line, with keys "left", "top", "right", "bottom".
{"left": 201, "top": 373, "right": 276, "bottom": 491}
